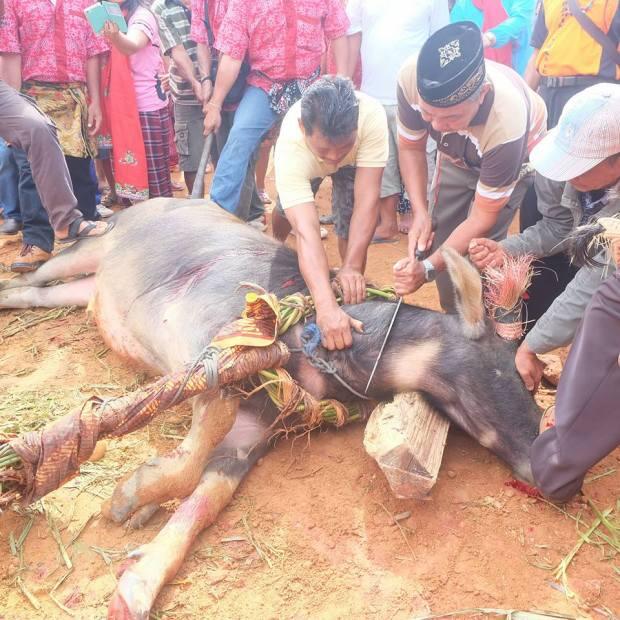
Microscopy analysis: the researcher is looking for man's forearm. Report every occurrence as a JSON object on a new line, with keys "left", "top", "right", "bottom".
{"left": 196, "top": 42, "right": 212, "bottom": 80}
{"left": 297, "top": 226, "right": 338, "bottom": 312}
{"left": 210, "top": 54, "right": 242, "bottom": 107}
{"left": 400, "top": 148, "right": 429, "bottom": 213}
{"left": 171, "top": 45, "right": 198, "bottom": 84}
{"left": 330, "top": 35, "right": 348, "bottom": 76}
{"left": 343, "top": 169, "right": 383, "bottom": 272}
{"left": 345, "top": 33, "right": 361, "bottom": 79}
{"left": 86, "top": 56, "right": 101, "bottom": 104}
{"left": 0, "top": 53, "right": 22, "bottom": 91}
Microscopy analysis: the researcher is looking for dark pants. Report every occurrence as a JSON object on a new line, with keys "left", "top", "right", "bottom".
{"left": 14, "top": 151, "right": 97, "bottom": 252}
{"left": 531, "top": 271, "right": 620, "bottom": 503}
{"left": 66, "top": 156, "right": 98, "bottom": 221}
{"left": 519, "top": 183, "right": 578, "bottom": 334}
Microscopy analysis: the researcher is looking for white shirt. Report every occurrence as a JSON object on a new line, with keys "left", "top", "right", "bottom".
{"left": 346, "top": 0, "right": 450, "bottom": 105}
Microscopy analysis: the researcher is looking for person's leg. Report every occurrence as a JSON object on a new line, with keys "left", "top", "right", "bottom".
{"left": 531, "top": 271, "right": 620, "bottom": 503}
{"left": 272, "top": 177, "right": 324, "bottom": 242}
{"left": 374, "top": 105, "right": 399, "bottom": 240}
{"left": 210, "top": 86, "right": 278, "bottom": 216}
{"left": 174, "top": 103, "right": 204, "bottom": 196}
{"left": 0, "top": 80, "right": 83, "bottom": 233}
{"left": 11, "top": 147, "right": 54, "bottom": 270}
{"left": 65, "top": 156, "right": 99, "bottom": 221}
{"left": 332, "top": 166, "right": 356, "bottom": 262}
{"left": 255, "top": 137, "right": 273, "bottom": 203}
{"left": 139, "top": 108, "right": 173, "bottom": 198}
{"left": 428, "top": 156, "right": 477, "bottom": 313}
{"left": 0, "top": 140, "right": 22, "bottom": 234}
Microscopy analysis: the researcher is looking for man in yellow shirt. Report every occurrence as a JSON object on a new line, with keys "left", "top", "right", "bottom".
{"left": 272, "top": 76, "right": 389, "bottom": 351}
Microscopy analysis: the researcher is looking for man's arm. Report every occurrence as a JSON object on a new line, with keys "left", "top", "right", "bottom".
{"left": 285, "top": 202, "right": 363, "bottom": 350}
{"left": 85, "top": 55, "right": 102, "bottom": 135}
{"left": 0, "top": 53, "right": 21, "bottom": 90}
{"left": 330, "top": 35, "right": 348, "bottom": 76}
{"left": 337, "top": 166, "right": 383, "bottom": 303}
{"left": 502, "top": 175, "right": 574, "bottom": 256}
{"left": 171, "top": 44, "right": 203, "bottom": 101}
{"left": 346, "top": 32, "right": 361, "bottom": 79}
{"left": 203, "top": 54, "right": 243, "bottom": 133}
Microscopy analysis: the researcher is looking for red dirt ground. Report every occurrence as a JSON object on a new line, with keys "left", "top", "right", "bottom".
{"left": 0, "top": 173, "right": 618, "bottom": 620}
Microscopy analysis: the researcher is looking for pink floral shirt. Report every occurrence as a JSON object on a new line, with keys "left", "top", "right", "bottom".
{"left": 215, "top": 0, "right": 349, "bottom": 91}
{"left": 0, "top": 0, "right": 108, "bottom": 84}
{"left": 190, "top": 0, "right": 229, "bottom": 46}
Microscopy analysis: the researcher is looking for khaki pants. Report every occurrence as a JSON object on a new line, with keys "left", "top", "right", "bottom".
{"left": 0, "top": 79, "right": 80, "bottom": 232}
{"left": 429, "top": 155, "right": 533, "bottom": 312}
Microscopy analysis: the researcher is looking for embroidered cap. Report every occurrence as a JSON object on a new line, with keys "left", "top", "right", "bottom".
{"left": 417, "top": 21, "right": 485, "bottom": 108}
{"left": 530, "top": 83, "right": 620, "bottom": 182}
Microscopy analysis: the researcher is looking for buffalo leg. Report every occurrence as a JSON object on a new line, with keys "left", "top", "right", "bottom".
{"left": 0, "top": 275, "right": 95, "bottom": 309}
{"left": 0, "top": 237, "right": 105, "bottom": 291}
{"left": 104, "top": 395, "right": 239, "bottom": 525}
{"left": 107, "top": 409, "right": 272, "bottom": 620}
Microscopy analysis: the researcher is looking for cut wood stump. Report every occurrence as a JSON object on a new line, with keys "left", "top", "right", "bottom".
{"left": 363, "top": 392, "right": 449, "bottom": 499}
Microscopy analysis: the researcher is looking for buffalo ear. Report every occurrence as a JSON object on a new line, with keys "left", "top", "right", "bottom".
{"left": 441, "top": 247, "right": 486, "bottom": 340}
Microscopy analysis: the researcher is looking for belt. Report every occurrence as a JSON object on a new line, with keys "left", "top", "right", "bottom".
{"left": 540, "top": 75, "right": 618, "bottom": 88}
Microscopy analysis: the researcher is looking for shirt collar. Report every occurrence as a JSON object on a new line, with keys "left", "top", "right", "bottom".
{"left": 469, "top": 87, "right": 495, "bottom": 127}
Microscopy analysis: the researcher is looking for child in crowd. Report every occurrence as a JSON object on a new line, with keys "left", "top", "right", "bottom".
{"left": 101, "top": 0, "right": 172, "bottom": 200}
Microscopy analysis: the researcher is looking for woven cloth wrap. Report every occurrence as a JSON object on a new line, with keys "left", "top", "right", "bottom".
{"left": 9, "top": 291, "right": 289, "bottom": 505}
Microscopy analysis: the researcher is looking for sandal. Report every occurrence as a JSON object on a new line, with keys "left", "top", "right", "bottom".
{"left": 57, "top": 217, "right": 115, "bottom": 244}
{"left": 100, "top": 191, "right": 117, "bottom": 208}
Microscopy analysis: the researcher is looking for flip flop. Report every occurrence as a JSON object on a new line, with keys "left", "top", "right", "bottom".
{"left": 370, "top": 236, "right": 399, "bottom": 245}
{"left": 57, "top": 217, "right": 115, "bottom": 244}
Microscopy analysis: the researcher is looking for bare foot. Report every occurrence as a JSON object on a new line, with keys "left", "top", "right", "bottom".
{"left": 57, "top": 219, "right": 110, "bottom": 241}
{"left": 398, "top": 212, "right": 412, "bottom": 234}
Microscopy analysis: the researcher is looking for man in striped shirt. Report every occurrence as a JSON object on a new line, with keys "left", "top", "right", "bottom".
{"left": 393, "top": 21, "right": 547, "bottom": 312}
{"left": 153, "top": 0, "right": 205, "bottom": 194}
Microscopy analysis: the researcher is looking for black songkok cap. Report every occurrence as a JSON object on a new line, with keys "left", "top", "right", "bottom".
{"left": 417, "top": 21, "right": 485, "bottom": 108}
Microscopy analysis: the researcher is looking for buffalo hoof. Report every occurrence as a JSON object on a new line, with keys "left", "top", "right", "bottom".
{"left": 108, "top": 550, "right": 155, "bottom": 620}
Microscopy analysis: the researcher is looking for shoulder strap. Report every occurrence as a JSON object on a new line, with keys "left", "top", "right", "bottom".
{"left": 566, "top": 0, "right": 620, "bottom": 66}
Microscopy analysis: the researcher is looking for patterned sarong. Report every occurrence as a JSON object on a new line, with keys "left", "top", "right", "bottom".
{"left": 22, "top": 81, "right": 96, "bottom": 159}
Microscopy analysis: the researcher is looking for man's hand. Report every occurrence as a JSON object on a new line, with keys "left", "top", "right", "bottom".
{"left": 159, "top": 72, "right": 170, "bottom": 94}
{"left": 393, "top": 257, "right": 426, "bottom": 296}
{"left": 469, "top": 238, "right": 506, "bottom": 270}
{"left": 515, "top": 341, "right": 546, "bottom": 392}
{"left": 203, "top": 102, "right": 222, "bottom": 135}
{"left": 87, "top": 101, "right": 102, "bottom": 136}
{"left": 335, "top": 266, "right": 366, "bottom": 305}
{"left": 316, "top": 304, "right": 364, "bottom": 351}
{"left": 408, "top": 208, "right": 433, "bottom": 257}
{"left": 482, "top": 31, "right": 496, "bottom": 48}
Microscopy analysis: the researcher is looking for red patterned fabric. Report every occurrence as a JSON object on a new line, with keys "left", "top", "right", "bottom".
{"left": 0, "top": 0, "right": 108, "bottom": 84}
{"left": 472, "top": 0, "right": 513, "bottom": 68}
{"left": 215, "top": 0, "right": 349, "bottom": 92}
{"left": 139, "top": 107, "right": 173, "bottom": 198}
{"left": 190, "top": 0, "right": 230, "bottom": 45}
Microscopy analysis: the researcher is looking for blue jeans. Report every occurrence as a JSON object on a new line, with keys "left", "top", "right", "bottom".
{"left": 0, "top": 139, "right": 20, "bottom": 221}
{"left": 13, "top": 147, "right": 54, "bottom": 252}
{"left": 210, "top": 86, "right": 277, "bottom": 218}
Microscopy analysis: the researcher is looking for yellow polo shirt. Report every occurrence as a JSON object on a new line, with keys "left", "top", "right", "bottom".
{"left": 275, "top": 92, "right": 389, "bottom": 209}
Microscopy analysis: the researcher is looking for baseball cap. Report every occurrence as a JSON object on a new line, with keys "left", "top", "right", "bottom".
{"left": 530, "top": 83, "right": 620, "bottom": 182}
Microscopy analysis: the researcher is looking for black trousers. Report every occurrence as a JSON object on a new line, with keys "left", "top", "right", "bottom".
{"left": 16, "top": 154, "right": 98, "bottom": 251}
{"left": 519, "top": 183, "right": 578, "bottom": 335}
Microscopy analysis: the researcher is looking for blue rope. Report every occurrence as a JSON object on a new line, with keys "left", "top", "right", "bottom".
{"left": 298, "top": 323, "right": 370, "bottom": 401}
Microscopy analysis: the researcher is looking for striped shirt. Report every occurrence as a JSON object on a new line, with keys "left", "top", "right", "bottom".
{"left": 397, "top": 59, "right": 548, "bottom": 213}
{"left": 152, "top": 0, "right": 200, "bottom": 105}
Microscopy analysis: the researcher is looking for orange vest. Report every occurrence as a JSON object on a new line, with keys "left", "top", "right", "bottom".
{"left": 536, "top": 0, "right": 620, "bottom": 79}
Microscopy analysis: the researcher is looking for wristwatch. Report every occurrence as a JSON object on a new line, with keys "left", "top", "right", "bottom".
{"left": 422, "top": 258, "right": 436, "bottom": 282}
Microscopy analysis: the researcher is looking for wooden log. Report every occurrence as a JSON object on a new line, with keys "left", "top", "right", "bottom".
{"left": 363, "top": 392, "right": 450, "bottom": 500}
